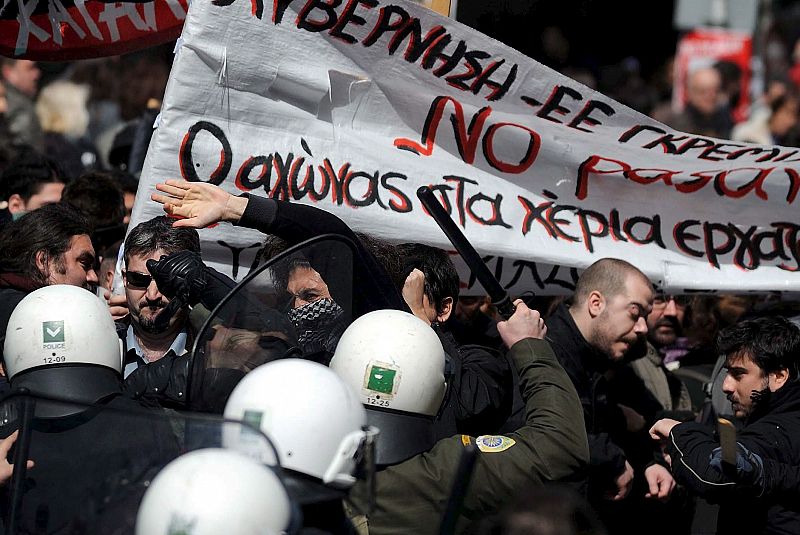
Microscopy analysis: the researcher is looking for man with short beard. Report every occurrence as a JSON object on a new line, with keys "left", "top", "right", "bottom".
{"left": 0, "top": 203, "right": 98, "bottom": 374}
{"left": 545, "top": 258, "right": 676, "bottom": 534}
{"left": 651, "top": 316, "right": 800, "bottom": 534}
{"left": 628, "top": 295, "right": 693, "bottom": 415}
{"left": 120, "top": 216, "right": 200, "bottom": 377}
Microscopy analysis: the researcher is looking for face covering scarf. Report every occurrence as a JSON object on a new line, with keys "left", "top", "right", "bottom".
{"left": 287, "top": 298, "right": 346, "bottom": 356}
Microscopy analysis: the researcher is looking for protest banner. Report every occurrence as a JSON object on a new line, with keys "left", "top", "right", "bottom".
{"left": 130, "top": 0, "right": 800, "bottom": 295}
{"left": 0, "top": 0, "right": 187, "bottom": 60}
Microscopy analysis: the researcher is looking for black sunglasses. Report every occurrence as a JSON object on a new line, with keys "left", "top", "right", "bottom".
{"left": 124, "top": 270, "right": 153, "bottom": 289}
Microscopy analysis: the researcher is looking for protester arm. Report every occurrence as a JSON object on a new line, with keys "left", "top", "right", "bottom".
{"left": 587, "top": 432, "right": 629, "bottom": 483}
{"left": 665, "top": 422, "right": 744, "bottom": 500}
{"left": 450, "top": 343, "right": 513, "bottom": 435}
{"left": 238, "top": 194, "right": 406, "bottom": 315}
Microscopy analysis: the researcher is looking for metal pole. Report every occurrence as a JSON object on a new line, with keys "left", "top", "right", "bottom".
{"left": 7, "top": 394, "right": 35, "bottom": 534}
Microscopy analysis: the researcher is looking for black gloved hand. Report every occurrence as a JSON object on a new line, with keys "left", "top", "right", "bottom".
{"left": 146, "top": 250, "right": 207, "bottom": 306}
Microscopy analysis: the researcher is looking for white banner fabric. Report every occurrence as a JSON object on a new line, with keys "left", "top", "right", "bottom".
{"left": 130, "top": 0, "right": 800, "bottom": 294}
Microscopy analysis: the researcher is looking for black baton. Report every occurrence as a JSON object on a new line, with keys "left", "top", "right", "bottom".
{"left": 417, "top": 186, "right": 517, "bottom": 319}
{"left": 438, "top": 443, "right": 479, "bottom": 535}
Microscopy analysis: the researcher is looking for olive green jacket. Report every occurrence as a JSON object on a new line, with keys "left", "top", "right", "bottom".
{"left": 348, "top": 337, "right": 590, "bottom": 535}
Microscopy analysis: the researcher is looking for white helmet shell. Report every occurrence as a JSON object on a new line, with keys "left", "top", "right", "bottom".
{"left": 3, "top": 285, "right": 122, "bottom": 378}
{"left": 330, "top": 309, "right": 446, "bottom": 417}
{"left": 223, "top": 359, "right": 369, "bottom": 488}
{"left": 135, "top": 448, "right": 292, "bottom": 535}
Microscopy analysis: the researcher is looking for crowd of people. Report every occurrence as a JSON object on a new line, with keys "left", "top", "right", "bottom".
{"left": 0, "top": 23, "right": 799, "bottom": 535}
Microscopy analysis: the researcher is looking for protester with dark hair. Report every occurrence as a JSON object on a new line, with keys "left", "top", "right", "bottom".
{"left": 62, "top": 170, "right": 126, "bottom": 255}
{"left": 117, "top": 218, "right": 298, "bottom": 414}
{"left": 733, "top": 91, "right": 800, "bottom": 146}
{"left": 98, "top": 242, "right": 121, "bottom": 292}
{"left": 395, "top": 243, "right": 459, "bottom": 325}
{"left": 630, "top": 295, "right": 693, "bottom": 417}
{"left": 395, "top": 242, "right": 514, "bottom": 437}
{"left": 0, "top": 202, "right": 96, "bottom": 291}
{"left": 119, "top": 216, "right": 201, "bottom": 379}
{"left": 0, "top": 150, "right": 66, "bottom": 226}
{"left": 651, "top": 316, "right": 800, "bottom": 534}
{"left": 0, "top": 203, "right": 97, "bottom": 376}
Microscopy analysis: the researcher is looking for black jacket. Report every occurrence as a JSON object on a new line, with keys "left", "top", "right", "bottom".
{"left": 545, "top": 303, "right": 628, "bottom": 489}
{"left": 435, "top": 328, "right": 512, "bottom": 438}
{"left": 667, "top": 381, "right": 800, "bottom": 534}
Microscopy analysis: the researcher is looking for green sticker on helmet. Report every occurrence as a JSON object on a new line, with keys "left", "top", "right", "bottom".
{"left": 366, "top": 365, "right": 396, "bottom": 395}
{"left": 167, "top": 514, "right": 196, "bottom": 535}
{"left": 242, "top": 409, "right": 263, "bottom": 431}
{"left": 42, "top": 321, "right": 65, "bottom": 344}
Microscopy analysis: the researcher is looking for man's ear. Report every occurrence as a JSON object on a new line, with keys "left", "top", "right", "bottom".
{"left": 35, "top": 250, "right": 50, "bottom": 280}
{"left": 437, "top": 296, "right": 454, "bottom": 323}
{"left": 104, "top": 269, "right": 115, "bottom": 291}
{"left": 770, "top": 368, "right": 790, "bottom": 391}
{"left": 7, "top": 193, "right": 26, "bottom": 214}
{"left": 586, "top": 290, "right": 606, "bottom": 319}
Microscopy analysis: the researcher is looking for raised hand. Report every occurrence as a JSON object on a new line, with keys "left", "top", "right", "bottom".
{"left": 146, "top": 250, "right": 207, "bottom": 305}
{"left": 151, "top": 180, "right": 248, "bottom": 228}
{"left": 497, "top": 299, "right": 547, "bottom": 347}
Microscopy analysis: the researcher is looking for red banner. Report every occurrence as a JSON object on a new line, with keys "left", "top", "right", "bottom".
{"left": 0, "top": 0, "right": 187, "bottom": 61}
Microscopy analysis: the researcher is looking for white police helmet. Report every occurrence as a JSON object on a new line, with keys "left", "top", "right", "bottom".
{"left": 223, "top": 359, "right": 374, "bottom": 495}
{"left": 3, "top": 285, "right": 123, "bottom": 378}
{"left": 135, "top": 448, "right": 293, "bottom": 535}
{"left": 329, "top": 309, "right": 447, "bottom": 465}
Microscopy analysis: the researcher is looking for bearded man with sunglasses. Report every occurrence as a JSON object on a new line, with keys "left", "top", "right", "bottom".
{"left": 120, "top": 216, "right": 200, "bottom": 378}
